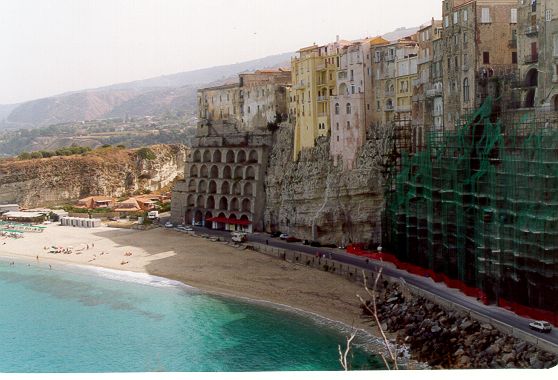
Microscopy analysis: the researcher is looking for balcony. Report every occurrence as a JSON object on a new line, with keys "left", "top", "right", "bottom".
{"left": 396, "top": 105, "right": 411, "bottom": 113}
{"left": 426, "top": 88, "right": 442, "bottom": 97}
{"left": 508, "top": 39, "right": 517, "bottom": 48}
{"left": 384, "top": 89, "right": 395, "bottom": 97}
{"left": 462, "top": 64, "right": 469, "bottom": 71}
{"left": 524, "top": 53, "right": 539, "bottom": 64}
{"left": 385, "top": 104, "right": 394, "bottom": 111}
{"left": 317, "top": 112, "right": 328, "bottom": 117}
{"left": 525, "top": 25, "right": 539, "bottom": 36}
{"left": 338, "top": 71, "right": 347, "bottom": 80}
{"left": 418, "top": 56, "right": 431, "bottom": 65}
{"left": 317, "top": 96, "right": 327, "bottom": 102}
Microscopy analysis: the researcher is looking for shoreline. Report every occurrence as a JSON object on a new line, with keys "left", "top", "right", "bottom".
{"left": 0, "top": 225, "right": 393, "bottom": 355}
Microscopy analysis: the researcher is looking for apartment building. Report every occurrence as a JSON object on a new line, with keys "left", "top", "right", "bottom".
{"left": 329, "top": 37, "right": 387, "bottom": 169}
{"left": 441, "top": 0, "right": 518, "bottom": 127}
{"left": 239, "top": 69, "right": 291, "bottom": 131}
{"left": 412, "top": 19, "right": 443, "bottom": 149}
{"left": 291, "top": 38, "right": 352, "bottom": 160}
{"left": 370, "top": 38, "right": 418, "bottom": 127}
{"left": 515, "top": 0, "right": 558, "bottom": 111}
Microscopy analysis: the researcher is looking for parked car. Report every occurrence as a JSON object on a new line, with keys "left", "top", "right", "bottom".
{"left": 184, "top": 226, "right": 194, "bottom": 231}
{"left": 279, "top": 233, "right": 289, "bottom": 240}
{"left": 164, "top": 222, "right": 173, "bottom": 228}
{"left": 286, "top": 236, "right": 302, "bottom": 243}
{"left": 270, "top": 231, "right": 282, "bottom": 238}
{"left": 303, "top": 239, "right": 310, "bottom": 245}
{"left": 529, "top": 321, "right": 552, "bottom": 333}
{"left": 309, "top": 241, "right": 322, "bottom": 247}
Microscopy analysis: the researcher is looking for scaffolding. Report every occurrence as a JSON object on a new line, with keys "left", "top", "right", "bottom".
{"left": 383, "top": 97, "right": 558, "bottom": 323}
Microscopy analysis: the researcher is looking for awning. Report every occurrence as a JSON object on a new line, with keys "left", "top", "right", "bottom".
{"left": 205, "top": 217, "right": 251, "bottom": 226}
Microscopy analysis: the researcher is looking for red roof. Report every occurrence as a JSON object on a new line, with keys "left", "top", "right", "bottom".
{"left": 205, "top": 217, "right": 251, "bottom": 226}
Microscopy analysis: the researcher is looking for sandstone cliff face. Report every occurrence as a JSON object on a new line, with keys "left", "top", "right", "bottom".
{"left": 264, "top": 125, "right": 386, "bottom": 245}
{"left": 0, "top": 144, "right": 187, "bottom": 208}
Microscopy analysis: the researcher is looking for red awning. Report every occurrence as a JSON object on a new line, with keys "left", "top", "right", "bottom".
{"left": 205, "top": 217, "right": 251, "bottom": 226}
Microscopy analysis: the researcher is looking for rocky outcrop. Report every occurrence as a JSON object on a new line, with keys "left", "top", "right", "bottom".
{"left": 264, "top": 125, "right": 386, "bottom": 245}
{"left": 0, "top": 144, "right": 187, "bottom": 208}
{"left": 363, "top": 281, "right": 558, "bottom": 369}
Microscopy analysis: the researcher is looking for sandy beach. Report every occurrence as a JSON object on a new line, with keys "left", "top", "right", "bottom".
{"left": 0, "top": 224, "right": 375, "bottom": 336}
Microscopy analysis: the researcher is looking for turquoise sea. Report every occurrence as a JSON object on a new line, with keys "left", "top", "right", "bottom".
{"left": 0, "top": 259, "right": 383, "bottom": 372}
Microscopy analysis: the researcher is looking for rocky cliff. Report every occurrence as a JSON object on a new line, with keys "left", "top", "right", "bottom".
{"left": 0, "top": 144, "right": 187, "bottom": 208}
{"left": 264, "top": 125, "right": 386, "bottom": 245}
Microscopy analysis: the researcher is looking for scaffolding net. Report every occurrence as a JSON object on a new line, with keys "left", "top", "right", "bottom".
{"left": 383, "top": 97, "right": 558, "bottom": 324}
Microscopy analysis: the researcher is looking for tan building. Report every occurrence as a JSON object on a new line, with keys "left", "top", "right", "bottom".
{"left": 515, "top": 0, "right": 558, "bottom": 111}
{"left": 197, "top": 83, "right": 242, "bottom": 128}
{"left": 291, "top": 39, "right": 352, "bottom": 160}
{"left": 441, "top": 0, "right": 518, "bottom": 128}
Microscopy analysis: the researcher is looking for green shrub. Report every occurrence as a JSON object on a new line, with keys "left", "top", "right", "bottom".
{"left": 137, "top": 147, "right": 156, "bottom": 160}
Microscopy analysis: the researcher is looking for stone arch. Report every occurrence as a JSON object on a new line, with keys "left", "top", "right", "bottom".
{"left": 230, "top": 197, "right": 239, "bottom": 211}
{"left": 208, "top": 180, "right": 217, "bottom": 194}
{"left": 202, "top": 150, "right": 211, "bottom": 163}
{"left": 187, "top": 194, "right": 195, "bottom": 207}
{"left": 197, "top": 179, "right": 207, "bottom": 193}
{"left": 240, "top": 214, "right": 250, "bottom": 224}
{"left": 232, "top": 182, "right": 242, "bottom": 195}
{"left": 216, "top": 212, "right": 227, "bottom": 230}
{"left": 553, "top": 95, "right": 558, "bottom": 111}
{"left": 192, "top": 150, "right": 201, "bottom": 163}
{"left": 237, "top": 150, "right": 247, "bottom": 163}
{"left": 204, "top": 211, "right": 213, "bottom": 228}
{"left": 229, "top": 213, "right": 238, "bottom": 222}
{"left": 210, "top": 165, "right": 219, "bottom": 179}
{"left": 194, "top": 210, "right": 203, "bottom": 224}
{"left": 196, "top": 195, "right": 205, "bottom": 208}
{"left": 225, "top": 150, "right": 235, "bottom": 163}
{"left": 206, "top": 195, "right": 215, "bottom": 210}
{"left": 234, "top": 166, "right": 244, "bottom": 179}
{"left": 222, "top": 165, "right": 232, "bottom": 179}
{"left": 221, "top": 181, "right": 230, "bottom": 195}
{"left": 525, "top": 88, "right": 536, "bottom": 108}
{"left": 219, "top": 196, "right": 228, "bottom": 211}
{"left": 213, "top": 150, "right": 222, "bottom": 163}
{"left": 185, "top": 209, "right": 192, "bottom": 225}
{"left": 245, "top": 166, "right": 255, "bottom": 180}
{"left": 241, "top": 198, "right": 252, "bottom": 213}
{"left": 248, "top": 150, "right": 258, "bottom": 163}
{"left": 200, "top": 165, "right": 209, "bottom": 178}
{"left": 525, "top": 68, "right": 538, "bottom": 87}
{"left": 243, "top": 182, "right": 253, "bottom": 196}
{"left": 190, "top": 165, "right": 198, "bottom": 178}
{"left": 188, "top": 179, "right": 196, "bottom": 192}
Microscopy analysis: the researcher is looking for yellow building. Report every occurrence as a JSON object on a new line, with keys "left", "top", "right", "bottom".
{"left": 395, "top": 54, "right": 418, "bottom": 118}
{"left": 291, "top": 39, "right": 351, "bottom": 160}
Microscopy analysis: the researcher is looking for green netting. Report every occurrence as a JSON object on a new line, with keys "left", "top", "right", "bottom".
{"left": 384, "top": 97, "right": 558, "bottom": 314}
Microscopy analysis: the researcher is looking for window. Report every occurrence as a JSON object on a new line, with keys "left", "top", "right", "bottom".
{"left": 481, "top": 8, "right": 490, "bottom": 23}
{"left": 337, "top": 136, "right": 339, "bottom": 142}
{"left": 463, "top": 9, "right": 468, "bottom": 22}
{"left": 511, "top": 8, "right": 517, "bottom": 24}
{"left": 444, "top": 16, "right": 449, "bottom": 28}
{"left": 546, "top": 10, "right": 552, "bottom": 22}
{"left": 464, "top": 53, "right": 468, "bottom": 66}
{"left": 483, "top": 52, "right": 490, "bottom": 64}
{"left": 247, "top": 106, "right": 251, "bottom": 114}
{"left": 512, "top": 51, "right": 517, "bottom": 64}
{"left": 453, "top": 12, "right": 458, "bottom": 24}
{"left": 346, "top": 121, "right": 351, "bottom": 129}
{"left": 463, "top": 78, "right": 470, "bottom": 102}
{"left": 336, "top": 122, "right": 339, "bottom": 131}
{"left": 346, "top": 103, "right": 351, "bottom": 114}
{"left": 463, "top": 32, "right": 468, "bottom": 44}
{"left": 335, "top": 103, "right": 340, "bottom": 115}
{"left": 554, "top": 34, "right": 558, "bottom": 57}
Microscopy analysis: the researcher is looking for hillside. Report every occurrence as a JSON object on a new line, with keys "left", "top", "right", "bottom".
{"left": 0, "top": 52, "right": 293, "bottom": 130}
{"left": 0, "top": 144, "right": 188, "bottom": 208}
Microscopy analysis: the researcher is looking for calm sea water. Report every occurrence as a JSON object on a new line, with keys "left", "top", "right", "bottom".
{"left": 0, "top": 259, "right": 383, "bottom": 372}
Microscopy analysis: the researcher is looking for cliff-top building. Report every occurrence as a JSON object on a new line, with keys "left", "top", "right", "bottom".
{"left": 172, "top": 70, "right": 290, "bottom": 232}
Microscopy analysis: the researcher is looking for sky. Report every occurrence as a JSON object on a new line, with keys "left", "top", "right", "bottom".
{"left": 0, "top": 0, "right": 441, "bottom": 105}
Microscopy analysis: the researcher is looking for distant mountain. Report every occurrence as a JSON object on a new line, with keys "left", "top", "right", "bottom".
{"left": 382, "top": 27, "right": 420, "bottom": 42}
{"left": 0, "top": 52, "right": 293, "bottom": 129}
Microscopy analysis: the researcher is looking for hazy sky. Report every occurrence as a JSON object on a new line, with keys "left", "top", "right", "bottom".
{"left": 0, "top": 0, "right": 441, "bottom": 104}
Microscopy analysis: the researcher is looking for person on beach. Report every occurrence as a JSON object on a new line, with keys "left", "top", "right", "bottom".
{"left": 49, "top": 264, "right": 52, "bottom": 270}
